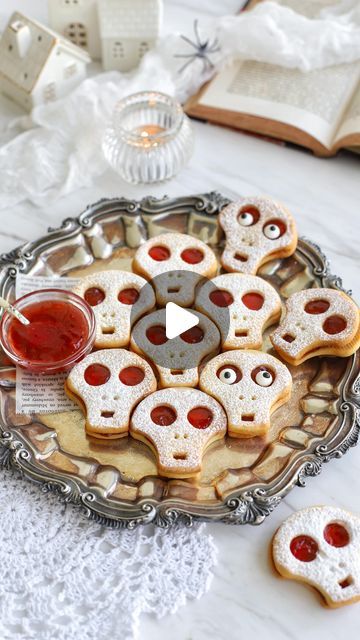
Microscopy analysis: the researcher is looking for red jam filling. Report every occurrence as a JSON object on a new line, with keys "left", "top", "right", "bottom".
{"left": 151, "top": 405, "right": 176, "bottom": 426}
{"left": 119, "top": 366, "right": 145, "bottom": 386}
{"left": 181, "top": 248, "right": 204, "bottom": 264}
{"left": 323, "top": 315, "right": 347, "bottom": 335}
{"left": 187, "top": 407, "right": 213, "bottom": 429}
{"left": 242, "top": 292, "right": 264, "bottom": 310}
{"left": 85, "top": 364, "right": 111, "bottom": 386}
{"left": 148, "top": 246, "right": 170, "bottom": 261}
{"left": 8, "top": 300, "right": 89, "bottom": 364}
{"left": 290, "top": 535, "right": 318, "bottom": 562}
{"left": 304, "top": 299, "right": 330, "bottom": 314}
{"left": 118, "top": 288, "right": 139, "bottom": 305}
{"left": 209, "top": 289, "right": 234, "bottom": 307}
{"left": 180, "top": 326, "right": 204, "bottom": 343}
{"left": 323, "top": 523, "right": 350, "bottom": 548}
{"left": 146, "top": 325, "right": 168, "bottom": 345}
{"left": 84, "top": 287, "right": 105, "bottom": 306}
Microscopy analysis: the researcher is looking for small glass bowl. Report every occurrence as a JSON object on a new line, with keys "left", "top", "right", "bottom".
{"left": 0, "top": 289, "right": 96, "bottom": 374}
{"left": 102, "top": 91, "right": 194, "bottom": 184}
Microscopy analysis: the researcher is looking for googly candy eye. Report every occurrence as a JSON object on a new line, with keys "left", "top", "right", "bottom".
{"left": 217, "top": 365, "right": 241, "bottom": 385}
{"left": 237, "top": 206, "right": 260, "bottom": 227}
{"left": 263, "top": 219, "right": 286, "bottom": 240}
{"left": 252, "top": 366, "right": 274, "bottom": 387}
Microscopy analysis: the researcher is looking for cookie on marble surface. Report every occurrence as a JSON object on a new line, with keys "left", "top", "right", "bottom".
{"left": 196, "top": 272, "right": 281, "bottom": 350}
{"left": 219, "top": 196, "right": 297, "bottom": 274}
{"left": 65, "top": 349, "right": 156, "bottom": 439}
{"left": 73, "top": 270, "right": 155, "bottom": 348}
{"left": 130, "top": 388, "right": 227, "bottom": 478}
{"left": 271, "top": 288, "right": 360, "bottom": 365}
{"left": 272, "top": 506, "right": 360, "bottom": 608}
{"left": 132, "top": 233, "right": 218, "bottom": 307}
{"left": 199, "top": 350, "right": 292, "bottom": 438}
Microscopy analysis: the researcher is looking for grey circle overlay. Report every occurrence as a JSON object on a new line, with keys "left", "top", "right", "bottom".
{"left": 130, "top": 270, "right": 230, "bottom": 370}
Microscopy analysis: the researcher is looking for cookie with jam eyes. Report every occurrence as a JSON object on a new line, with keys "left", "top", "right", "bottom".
{"left": 132, "top": 233, "right": 218, "bottom": 307}
{"left": 219, "top": 196, "right": 297, "bottom": 275}
{"left": 199, "top": 350, "right": 292, "bottom": 438}
{"left": 271, "top": 288, "right": 360, "bottom": 365}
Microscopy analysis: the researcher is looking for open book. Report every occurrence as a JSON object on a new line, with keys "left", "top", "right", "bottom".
{"left": 186, "top": 0, "right": 360, "bottom": 156}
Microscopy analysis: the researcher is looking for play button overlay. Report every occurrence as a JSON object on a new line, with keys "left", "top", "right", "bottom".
{"left": 130, "top": 270, "right": 230, "bottom": 371}
{"left": 165, "top": 302, "right": 199, "bottom": 340}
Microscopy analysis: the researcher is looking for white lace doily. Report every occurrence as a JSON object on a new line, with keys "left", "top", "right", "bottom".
{"left": 0, "top": 469, "right": 217, "bottom": 640}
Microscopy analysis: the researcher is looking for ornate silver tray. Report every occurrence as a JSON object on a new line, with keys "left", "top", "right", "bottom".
{"left": 0, "top": 192, "right": 359, "bottom": 528}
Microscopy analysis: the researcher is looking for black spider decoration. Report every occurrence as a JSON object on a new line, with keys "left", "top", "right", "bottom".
{"left": 174, "top": 19, "right": 221, "bottom": 74}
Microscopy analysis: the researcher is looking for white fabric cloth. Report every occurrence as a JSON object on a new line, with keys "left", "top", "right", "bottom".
{"left": 0, "top": 0, "right": 360, "bottom": 208}
{"left": 0, "top": 468, "right": 217, "bottom": 640}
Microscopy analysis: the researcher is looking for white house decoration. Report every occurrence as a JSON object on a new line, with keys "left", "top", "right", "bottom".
{"left": 0, "top": 12, "right": 91, "bottom": 111}
{"left": 48, "top": 0, "right": 101, "bottom": 60}
{"left": 97, "top": 0, "right": 162, "bottom": 72}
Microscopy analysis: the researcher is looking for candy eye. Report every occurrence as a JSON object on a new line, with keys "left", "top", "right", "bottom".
{"left": 263, "top": 219, "right": 286, "bottom": 240}
{"left": 217, "top": 365, "right": 241, "bottom": 385}
{"left": 252, "top": 366, "right": 274, "bottom": 387}
{"left": 237, "top": 206, "right": 260, "bottom": 227}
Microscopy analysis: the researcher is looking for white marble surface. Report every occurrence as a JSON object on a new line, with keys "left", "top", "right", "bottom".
{"left": 0, "top": 1, "right": 360, "bottom": 639}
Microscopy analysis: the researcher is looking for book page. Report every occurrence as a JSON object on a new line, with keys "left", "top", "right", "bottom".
{"left": 198, "top": 60, "right": 360, "bottom": 149}
{"left": 334, "top": 84, "right": 360, "bottom": 145}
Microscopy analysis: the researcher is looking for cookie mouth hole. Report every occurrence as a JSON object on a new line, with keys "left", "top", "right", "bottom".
{"left": 173, "top": 453, "right": 187, "bottom": 460}
{"left": 338, "top": 576, "right": 353, "bottom": 589}
{"left": 101, "top": 411, "right": 115, "bottom": 418}
{"left": 167, "top": 287, "right": 180, "bottom": 294}
{"left": 234, "top": 253, "right": 248, "bottom": 262}
{"left": 101, "top": 327, "right": 115, "bottom": 335}
{"left": 235, "top": 330, "right": 248, "bottom": 337}
{"left": 282, "top": 333, "right": 295, "bottom": 343}
{"left": 241, "top": 414, "right": 254, "bottom": 422}
{"left": 170, "top": 369, "right": 184, "bottom": 375}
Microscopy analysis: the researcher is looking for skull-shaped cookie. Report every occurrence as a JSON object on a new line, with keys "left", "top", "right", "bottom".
{"left": 73, "top": 270, "right": 155, "bottom": 348}
{"left": 271, "top": 288, "right": 360, "bottom": 365}
{"left": 272, "top": 506, "right": 360, "bottom": 608}
{"left": 65, "top": 349, "right": 156, "bottom": 439}
{"left": 131, "top": 309, "right": 220, "bottom": 387}
{"left": 132, "top": 233, "right": 218, "bottom": 306}
{"left": 196, "top": 273, "right": 281, "bottom": 350}
{"left": 219, "top": 196, "right": 297, "bottom": 274}
{"left": 199, "top": 350, "right": 292, "bottom": 437}
{"left": 130, "top": 388, "right": 227, "bottom": 477}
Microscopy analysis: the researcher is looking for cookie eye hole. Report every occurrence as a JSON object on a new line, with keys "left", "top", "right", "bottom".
{"left": 119, "top": 366, "right": 145, "bottom": 386}
{"left": 148, "top": 245, "right": 170, "bottom": 261}
{"left": 146, "top": 325, "right": 168, "bottom": 345}
{"left": 118, "top": 288, "right": 139, "bottom": 305}
{"left": 323, "top": 315, "right": 347, "bottom": 335}
{"left": 304, "top": 299, "right": 330, "bottom": 314}
{"left": 237, "top": 205, "right": 260, "bottom": 227}
{"left": 151, "top": 405, "right": 177, "bottom": 426}
{"left": 187, "top": 406, "right": 213, "bottom": 429}
{"left": 323, "top": 522, "right": 350, "bottom": 548}
{"left": 180, "top": 326, "right": 204, "bottom": 344}
{"left": 242, "top": 292, "right": 264, "bottom": 311}
{"left": 84, "top": 364, "right": 110, "bottom": 386}
{"left": 251, "top": 366, "right": 274, "bottom": 387}
{"left": 290, "top": 535, "right": 318, "bottom": 562}
{"left": 217, "top": 365, "right": 242, "bottom": 385}
{"left": 263, "top": 219, "right": 286, "bottom": 240}
{"left": 84, "top": 287, "right": 105, "bottom": 306}
{"left": 209, "top": 289, "right": 234, "bottom": 307}
{"left": 181, "top": 248, "right": 204, "bottom": 264}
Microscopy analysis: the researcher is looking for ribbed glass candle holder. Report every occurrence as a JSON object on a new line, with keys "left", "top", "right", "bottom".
{"left": 102, "top": 91, "right": 194, "bottom": 184}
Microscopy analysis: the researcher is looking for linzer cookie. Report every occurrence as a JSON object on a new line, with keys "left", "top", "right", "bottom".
{"left": 132, "top": 233, "right": 218, "bottom": 306}
{"left": 199, "top": 350, "right": 292, "bottom": 438}
{"left": 196, "top": 273, "right": 281, "bottom": 350}
{"left": 130, "top": 388, "right": 227, "bottom": 478}
{"left": 65, "top": 349, "right": 156, "bottom": 439}
{"left": 272, "top": 506, "right": 360, "bottom": 608}
{"left": 72, "top": 270, "right": 155, "bottom": 348}
{"left": 271, "top": 288, "right": 360, "bottom": 365}
{"left": 131, "top": 308, "right": 220, "bottom": 388}
{"left": 219, "top": 196, "right": 297, "bottom": 274}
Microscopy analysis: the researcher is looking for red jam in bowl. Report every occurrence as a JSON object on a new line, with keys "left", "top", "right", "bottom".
{"left": 0, "top": 289, "right": 96, "bottom": 374}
